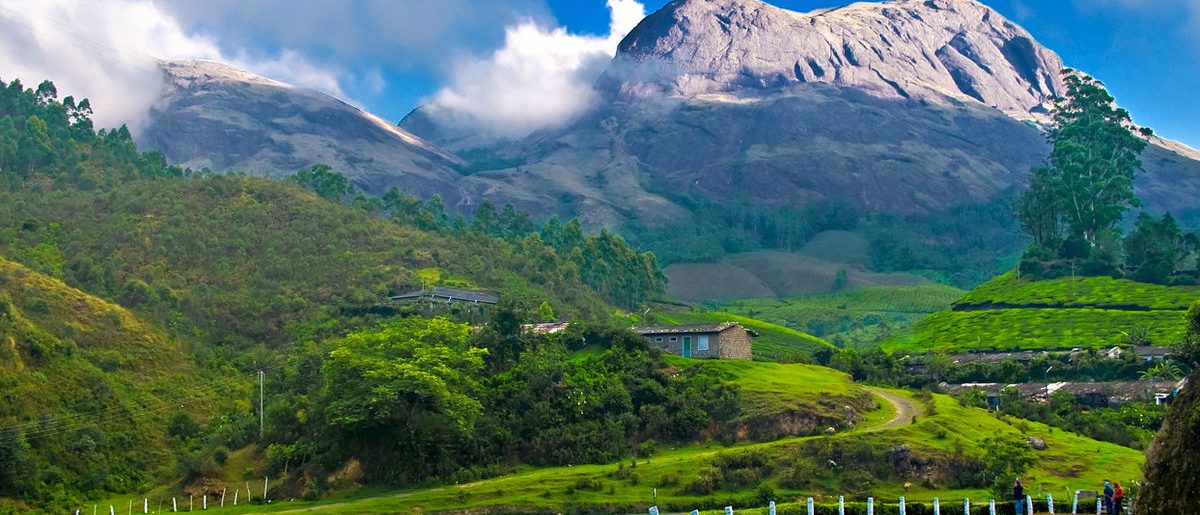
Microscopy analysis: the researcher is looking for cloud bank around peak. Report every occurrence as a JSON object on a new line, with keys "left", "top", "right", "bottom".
{"left": 428, "top": 0, "right": 646, "bottom": 138}
{"left": 0, "top": 0, "right": 346, "bottom": 133}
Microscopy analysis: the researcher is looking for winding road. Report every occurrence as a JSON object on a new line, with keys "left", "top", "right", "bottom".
{"left": 867, "top": 388, "right": 924, "bottom": 430}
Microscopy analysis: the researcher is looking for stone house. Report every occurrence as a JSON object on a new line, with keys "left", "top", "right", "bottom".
{"left": 633, "top": 322, "right": 755, "bottom": 360}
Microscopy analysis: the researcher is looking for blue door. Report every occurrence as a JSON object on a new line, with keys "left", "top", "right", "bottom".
{"left": 683, "top": 336, "right": 692, "bottom": 358}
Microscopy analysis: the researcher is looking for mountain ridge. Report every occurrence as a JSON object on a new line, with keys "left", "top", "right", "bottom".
{"left": 605, "top": 0, "right": 1064, "bottom": 118}
{"left": 136, "top": 0, "right": 1200, "bottom": 291}
{"left": 142, "top": 59, "right": 466, "bottom": 200}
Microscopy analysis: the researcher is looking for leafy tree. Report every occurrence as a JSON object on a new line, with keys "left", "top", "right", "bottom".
{"left": 1017, "top": 72, "right": 1148, "bottom": 258}
{"left": 322, "top": 317, "right": 486, "bottom": 482}
{"left": 1125, "top": 213, "right": 1184, "bottom": 284}
{"left": 290, "top": 164, "right": 350, "bottom": 201}
{"left": 980, "top": 435, "right": 1035, "bottom": 500}
{"left": 1139, "top": 361, "right": 1183, "bottom": 381}
{"left": 0, "top": 428, "right": 35, "bottom": 496}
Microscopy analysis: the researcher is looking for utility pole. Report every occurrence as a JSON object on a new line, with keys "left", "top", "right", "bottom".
{"left": 259, "top": 370, "right": 265, "bottom": 439}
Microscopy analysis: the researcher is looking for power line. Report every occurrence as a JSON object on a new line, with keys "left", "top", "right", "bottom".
{"left": 0, "top": 363, "right": 284, "bottom": 446}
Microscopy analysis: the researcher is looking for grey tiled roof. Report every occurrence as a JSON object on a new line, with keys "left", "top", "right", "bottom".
{"left": 633, "top": 322, "right": 739, "bottom": 335}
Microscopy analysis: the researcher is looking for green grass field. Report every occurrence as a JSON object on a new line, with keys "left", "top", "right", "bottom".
{"left": 655, "top": 310, "right": 835, "bottom": 361}
{"left": 956, "top": 273, "right": 1200, "bottom": 310}
{"left": 881, "top": 274, "right": 1200, "bottom": 353}
{"left": 666, "top": 358, "right": 875, "bottom": 423}
{"left": 719, "top": 284, "right": 966, "bottom": 349}
{"left": 164, "top": 392, "right": 1141, "bottom": 514}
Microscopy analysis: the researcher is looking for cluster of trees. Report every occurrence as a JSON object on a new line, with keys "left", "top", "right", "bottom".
{"left": 0, "top": 78, "right": 183, "bottom": 190}
{"left": 255, "top": 310, "right": 742, "bottom": 495}
{"left": 820, "top": 344, "right": 1181, "bottom": 390}
{"left": 956, "top": 387, "right": 1166, "bottom": 450}
{"left": 630, "top": 191, "right": 1022, "bottom": 288}
{"left": 1015, "top": 72, "right": 1199, "bottom": 283}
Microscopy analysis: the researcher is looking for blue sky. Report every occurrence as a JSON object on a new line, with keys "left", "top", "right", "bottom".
{"left": 1, "top": 0, "right": 1196, "bottom": 147}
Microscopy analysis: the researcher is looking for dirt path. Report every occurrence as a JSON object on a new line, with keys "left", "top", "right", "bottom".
{"left": 868, "top": 388, "right": 923, "bottom": 430}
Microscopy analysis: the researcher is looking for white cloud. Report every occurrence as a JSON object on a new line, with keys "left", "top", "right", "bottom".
{"left": 0, "top": 0, "right": 346, "bottom": 133}
{"left": 429, "top": 0, "right": 645, "bottom": 138}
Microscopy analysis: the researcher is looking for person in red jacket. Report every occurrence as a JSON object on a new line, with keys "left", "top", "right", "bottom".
{"left": 1113, "top": 482, "right": 1125, "bottom": 514}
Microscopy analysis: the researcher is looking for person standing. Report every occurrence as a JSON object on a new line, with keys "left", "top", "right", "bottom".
{"left": 1112, "top": 482, "right": 1125, "bottom": 514}
{"left": 1103, "top": 481, "right": 1115, "bottom": 514}
{"left": 1013, "top": 479, "right": 1025, "bottom": 515}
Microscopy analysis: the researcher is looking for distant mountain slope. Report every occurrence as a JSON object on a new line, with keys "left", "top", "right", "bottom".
{"left": 131, "top": 0, "right": 1200, "bottom": 294}
{"left": 399, "top": 0, "right": 1200, "bottom": 289}
{"left": 141, "top": 60, "right": 465, "bottom": 199}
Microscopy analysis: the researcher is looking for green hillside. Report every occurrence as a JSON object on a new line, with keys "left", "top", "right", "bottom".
{"left": 654, "top": 311, "right": 834, "bottom": 360}
{"left": 667, "top": 359, "right": 876, "bottom": 439}
{"left": 0, "top": 255, "right": 226, "bottom": 510}
{"left": 956, "top": 273, "right": 1200, "bottom": 310}
{"left": 191, "top": 392, "right": 1143, "bottom": 514}
{"left": 882, "top": 273, "right": 1198, "bottom": 353}
{"left": 0, "top": 78, "right": 667, "bottom": 512}
{"left": 719, "top": 284, "right": 965, "bottom": 349}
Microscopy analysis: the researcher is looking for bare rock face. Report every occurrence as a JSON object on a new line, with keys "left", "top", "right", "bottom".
{"left": 141, "top": 60, "right": 464, "bottom": 198}
{"left": 607, "top": 0, "right": 1064, "bottom": 117}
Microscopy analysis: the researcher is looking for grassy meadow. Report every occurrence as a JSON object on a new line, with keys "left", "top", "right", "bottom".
{"left": 148, "top": 391, "right": 1141, "bottom": 514}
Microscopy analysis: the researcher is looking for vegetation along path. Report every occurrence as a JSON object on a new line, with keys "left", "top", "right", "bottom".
{"left": 867, "top": 388, "right": 923, "bottom": 430}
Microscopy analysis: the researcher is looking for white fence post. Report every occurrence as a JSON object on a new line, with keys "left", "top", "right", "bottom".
{"left": 989, "top": 499, "right": 996, "bottom": 515}
{"left": 899, "top": 496, "right": 906, "bottom": 515}
{"left": 867, "top": 497, "right": 874, "bottom": 515}
{"left": 807, "top": 497, "right": 814, "bottom": 515}
{"left": 934, "top": 497, "right": 940, "bottom": 515}
{"left": 964, "top": 498, "right": 971, "bottom": 515}
{"left": 1047, "top": 493, "right": 1054, "bottom": 514}
{"left": 838, "top": 496, "right": 845, "bottom": 515}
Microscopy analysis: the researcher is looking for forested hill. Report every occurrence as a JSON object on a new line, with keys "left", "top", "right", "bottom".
{"left": 0, "top": 77, "right": 664, "bottom": 345}
{"left": 0, "top": 78, "right": 666, "bottom": 511}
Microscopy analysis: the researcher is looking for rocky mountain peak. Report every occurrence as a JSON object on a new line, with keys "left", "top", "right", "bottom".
{"left": 607, "top": 0, "right": 1065, "bottom": 116}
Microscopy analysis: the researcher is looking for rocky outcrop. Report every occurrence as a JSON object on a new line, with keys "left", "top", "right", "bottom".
{"left": 141, "top": 60, "right": 464, "bottom": 198}
{"left": 605, "top": 0, "right": 1064, "bottom": 116}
